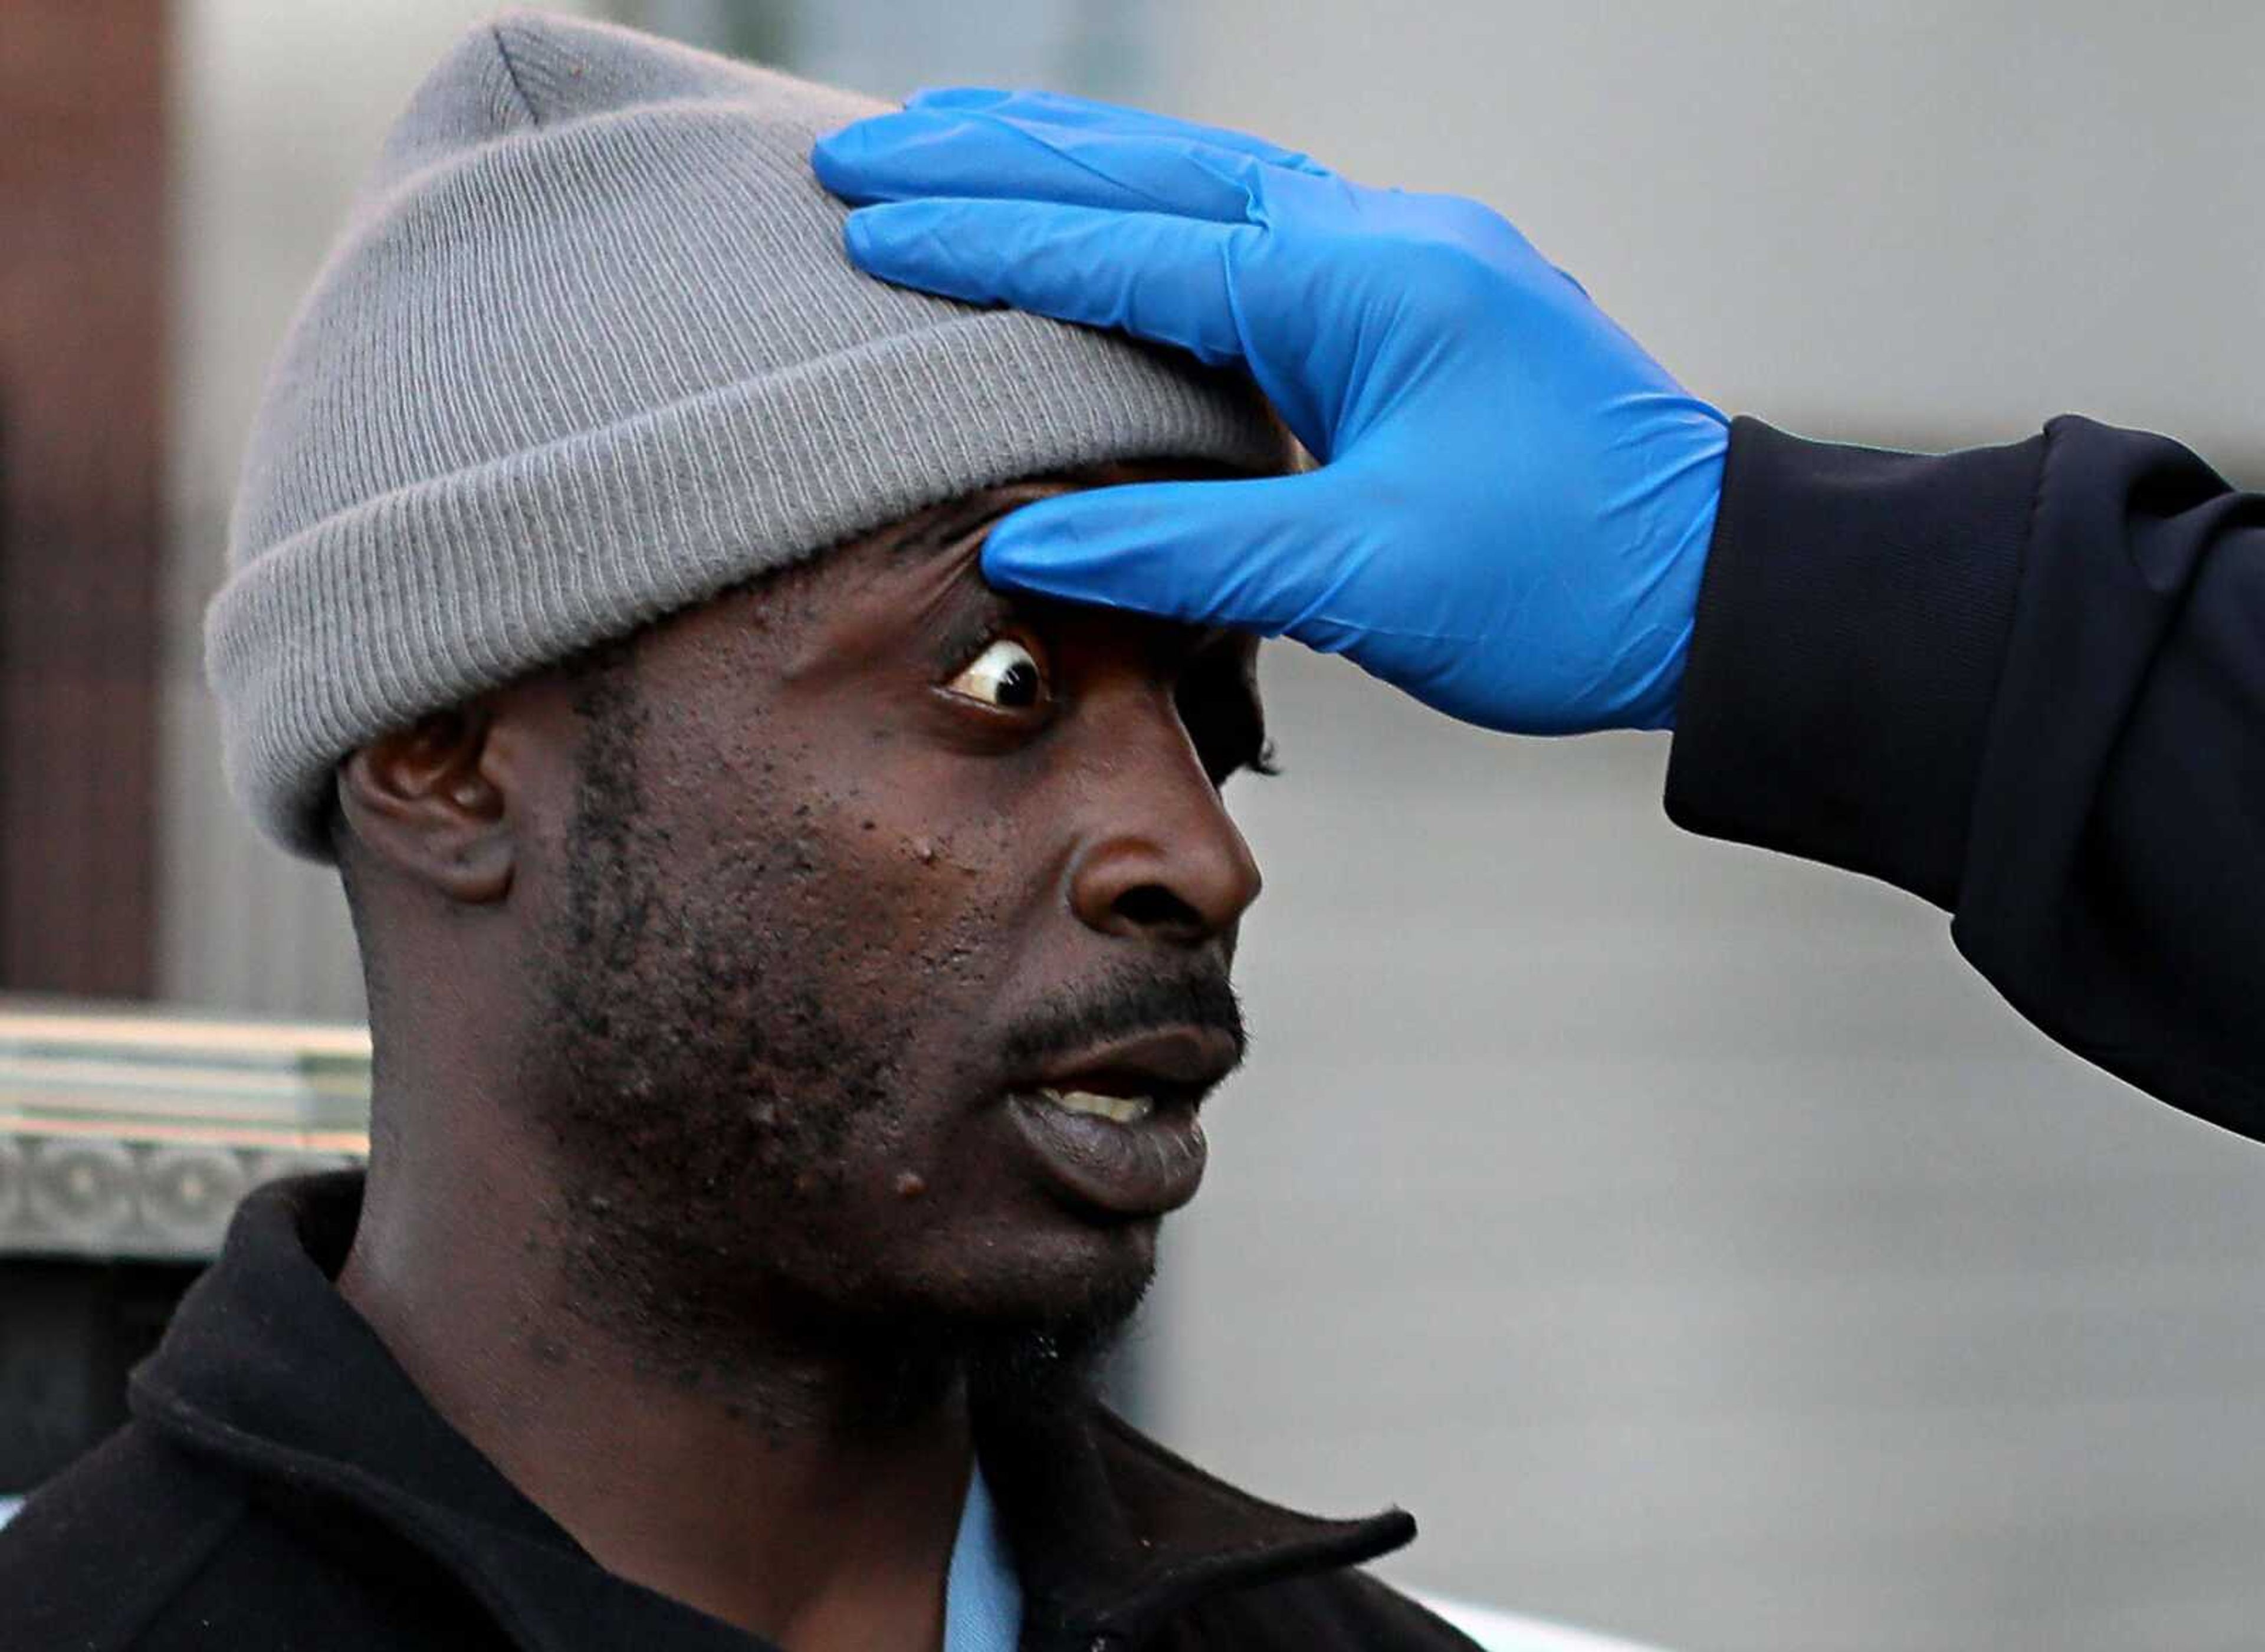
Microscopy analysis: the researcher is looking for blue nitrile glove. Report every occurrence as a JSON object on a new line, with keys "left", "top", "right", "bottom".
{"left": 813, "top": 90, "right": 1728, "bottom": 734}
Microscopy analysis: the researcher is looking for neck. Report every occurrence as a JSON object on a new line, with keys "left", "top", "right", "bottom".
{"left": 335, "top": 1080, "right": 971, "bottom": 1652}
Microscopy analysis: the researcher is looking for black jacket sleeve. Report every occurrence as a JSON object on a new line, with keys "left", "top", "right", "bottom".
{"left": 1665, "top": 415, "right": 2264, "bottom": 1138}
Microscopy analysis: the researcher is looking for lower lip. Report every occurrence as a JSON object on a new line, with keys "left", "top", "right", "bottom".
{"left": 1001, "top": 1093, "right": 1207, "bottom": 1218}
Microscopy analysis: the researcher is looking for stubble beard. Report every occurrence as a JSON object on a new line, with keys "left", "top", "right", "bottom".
{"left": 519, "top": 643, "right": 1138, "bottom": 1438}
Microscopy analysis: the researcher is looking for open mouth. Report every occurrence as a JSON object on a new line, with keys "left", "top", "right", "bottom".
{"left": 1022, "top": 1023, "right": 1239, "bottom": 1105}
{"left": 999, "top": 1025, "right": 1239, "bottom": 1217}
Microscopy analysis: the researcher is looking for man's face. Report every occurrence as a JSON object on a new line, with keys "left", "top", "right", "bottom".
{"left": 507, "top": 461, "right": 1269, "bottom": 1384}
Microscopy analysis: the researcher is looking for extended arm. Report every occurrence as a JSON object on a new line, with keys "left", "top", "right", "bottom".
{"left": 1673, "top": 415, "right": 2264, "bottom": 1131}
{"left": 815, "top": 92, "right": 2265, "bottom": 1131}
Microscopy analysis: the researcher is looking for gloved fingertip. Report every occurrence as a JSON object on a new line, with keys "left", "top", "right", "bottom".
{"left": 839, "top": 205, "right": 896, "bottom": 267}
{"left": 979, "top": 505, "right": 1081, "bottom": 584}
{"left": 810, "top": 121, "right": 881, "bottom": 191}
{"left": 976, "top": 517, "right": 1040, "bottom": 582}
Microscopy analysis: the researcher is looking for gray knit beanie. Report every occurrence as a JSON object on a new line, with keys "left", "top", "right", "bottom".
{"left": 206, "top": 10, "right": 1291, "bottom": 862}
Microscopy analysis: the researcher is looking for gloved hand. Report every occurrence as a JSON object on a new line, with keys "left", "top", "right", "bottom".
{"left": 813, "top": 90, "right": 1728, "bottom": 734}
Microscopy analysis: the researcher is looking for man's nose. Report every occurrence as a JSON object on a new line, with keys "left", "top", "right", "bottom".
{"left": 1065, "top": 712, "right": 1263, "bottom": 947}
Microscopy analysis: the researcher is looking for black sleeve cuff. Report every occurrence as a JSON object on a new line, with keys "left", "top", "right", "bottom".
{"left": 1663, "top": 416, "right": 2048, "bottom": 909}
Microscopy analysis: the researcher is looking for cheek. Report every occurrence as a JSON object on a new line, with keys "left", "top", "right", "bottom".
{"left": 819, "top": 773, "right": 1036, "bottom": 970}
{"left": 698, "top": 736, "right": 1036, "bottom": 991}
{"left": 847, "top": 776, "right": 1089, "bottom": 1069}
{"left": 670, "top": 696, "right": 1071, "bottom": 1039}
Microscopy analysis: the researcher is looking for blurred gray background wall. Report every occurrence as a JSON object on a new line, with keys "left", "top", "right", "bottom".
{"left": 156, "top": 5, "right": 2265, "bottom": 1650}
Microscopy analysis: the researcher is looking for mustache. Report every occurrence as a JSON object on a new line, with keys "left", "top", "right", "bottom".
{"left": 995, "top": 964, "right": 1248, "bottom": 1080}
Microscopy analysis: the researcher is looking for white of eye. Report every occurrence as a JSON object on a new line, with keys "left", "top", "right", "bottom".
{"left": 948, "top": 637, "right": 1046, "bottom": 709}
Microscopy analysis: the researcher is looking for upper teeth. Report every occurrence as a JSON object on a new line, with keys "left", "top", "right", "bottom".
{"left": 1038, "top": 1089, "right": 1154, "bottom": 1124}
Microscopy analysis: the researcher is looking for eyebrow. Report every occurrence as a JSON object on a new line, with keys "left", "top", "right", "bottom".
{"left": 885, "top": 463, "right": 1149, "bottom": 565}
{"left": 886, "top": 490, "right": 1030, "bottom": 564}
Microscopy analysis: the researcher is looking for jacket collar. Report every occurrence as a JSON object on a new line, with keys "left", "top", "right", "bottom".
{"left": 132, "top": 1171, "right": 1413, "bottom": 1651}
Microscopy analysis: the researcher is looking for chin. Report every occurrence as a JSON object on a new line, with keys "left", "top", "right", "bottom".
{"left": 871, "top": 1211, "right": 1161, "bottom": 1362}
{"left": 792, "top": 1224, "right": 1151, "bottom": 1422}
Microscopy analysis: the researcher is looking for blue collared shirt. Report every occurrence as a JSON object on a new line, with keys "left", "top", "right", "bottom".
{"left": 943, "top": 1463, "right": 1022, "bottom": 1652}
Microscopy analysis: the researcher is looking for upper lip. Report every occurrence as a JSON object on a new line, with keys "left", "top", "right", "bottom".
{"left": 1020, "top": 1025, "right": 1243, "bottom": 1105}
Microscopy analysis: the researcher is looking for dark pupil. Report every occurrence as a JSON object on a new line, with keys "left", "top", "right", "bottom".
{"left": 997, "top": 658, "right": 1039, "bottom": 707}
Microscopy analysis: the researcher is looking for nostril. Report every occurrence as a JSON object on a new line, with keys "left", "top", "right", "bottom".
{"left": 1112, "top": 883, "right": 1205, "bottom": 939}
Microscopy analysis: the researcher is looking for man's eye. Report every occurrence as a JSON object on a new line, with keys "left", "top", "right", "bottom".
{"left": 946, "top": 638, "right": 1047, "bottom": 710}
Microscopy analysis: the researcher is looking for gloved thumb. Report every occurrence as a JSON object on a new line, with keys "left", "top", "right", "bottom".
{"left": 980, "top": 469, "right": 1355, "bottom": 643}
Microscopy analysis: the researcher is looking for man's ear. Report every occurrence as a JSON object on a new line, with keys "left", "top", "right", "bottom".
{"left": 336, "top": 705, "right": 516, "bottom": 905}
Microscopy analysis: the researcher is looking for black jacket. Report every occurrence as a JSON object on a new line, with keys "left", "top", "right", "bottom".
{"left": 1669, "top": 415, "right": 2264, "bottom": 1137}
{"left": 0, "top": 1171, "right": 1472, "bottom": 1652}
